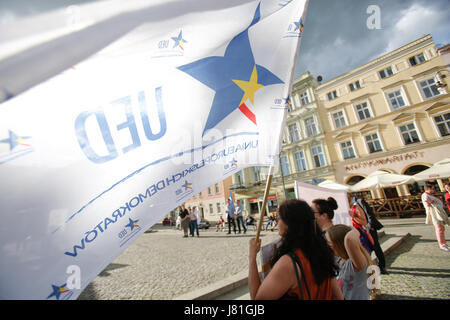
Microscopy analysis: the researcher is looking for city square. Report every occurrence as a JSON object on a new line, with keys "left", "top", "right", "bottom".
{"left": 0, "top": 0, "right": 449, "bottom": 302}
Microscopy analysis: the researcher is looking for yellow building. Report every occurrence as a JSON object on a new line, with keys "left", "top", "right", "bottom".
{"left": 316, "top": 35, "right": 450, "bottom": 199}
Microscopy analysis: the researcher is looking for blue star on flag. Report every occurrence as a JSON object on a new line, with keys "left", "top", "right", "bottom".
{"left": 182, "top": 180, "right": 192, "bottom": 191}
{"left": 293, "top": 17, "right": 303, "bottom": 32}
{"left": 171, "top": 30, "right": 187, "bottom": 50}
{"left": 47, "top": 284, "right": 69, "bottom": 300}
{"left": 0, "top": 130, "right": 31, "bottom": 151}
{"left": 177, "top": 3, "right": 284, "bottom": 136}
{"left": 125, "top": 218, "right": 140, "bottom": 231}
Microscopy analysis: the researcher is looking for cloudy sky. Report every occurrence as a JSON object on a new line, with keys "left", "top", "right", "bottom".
{"left": 296, "top": 0, "right": 450, "bottom": 81}
{"left": 1, "top": 0, "right": 449, "bottom": 82}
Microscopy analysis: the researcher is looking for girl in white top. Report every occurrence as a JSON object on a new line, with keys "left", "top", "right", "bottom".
{"left": 421, "top": 184, "right": 450, "bottom": 252}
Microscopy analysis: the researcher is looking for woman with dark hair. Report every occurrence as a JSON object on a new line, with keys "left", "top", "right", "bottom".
{"left": 248, "top": 199, "right": 343, "bottom": 300}
{"left": 312, "top": 197, "right": 338, "bottom": 233}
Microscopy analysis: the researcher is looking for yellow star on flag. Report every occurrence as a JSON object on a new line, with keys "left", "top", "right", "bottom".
{"left": 232, "top": 65, "right": 264, "bottom": 106}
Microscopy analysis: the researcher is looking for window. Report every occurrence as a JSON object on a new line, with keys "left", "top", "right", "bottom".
{"left": 288, "top": 123, "right": 300, "bottom": 142}
{"left": 209, "top": 204, "right": 214, "bottom": 214}
{"left": 300, "top": 92, "right": 309, "bottom": 105}
{"left": 434, "top": 113, "right": 450, "bottom": 137}
{"left": 332, "top": 111, "right": 347, "bottom": 129}
{"left": 311, "top": 146, "right": 326, "bottom": 168}
{"left": 409, "top": 53, "right": 425, "bottom": 66}
{"left": 419, "top": 78, "right": 441, "bottom": 99}
{"left": 215, "top": 183, "right": 220, "bottom": 194}
{"left": 253, "top": 166, "right": 261, "bottom": 181}
{"left": 305, "top": 117, "right": 318, "bottom": 137}
{"left": 199, "top": 192, "right": 202, "bottom": 198}
{"left": 327, "top": 90, "right": 337, "bottom": 101}
{"left": 280, "top": 156, "right": 290, "bottom": 175}
{"left": 379, "top": 67, "right": 393, "bottom": 79}
{"left": 295, "top": 151, "right": 307, "bottom": 172}
{"left": 365, "top": 133, "right": 382, "bottom": 153}
{"left": 387, "top": 90, "right": 406, "bottom": 110}
{"left": 208, "top": 187, "right": 212, "bottom": 195}
{"left": 236, "top": 170, "right": 243, "bottom": 185}
{"left": 399, "top": 123, "right": 420, "bottom": 145}
{"left": 349, "top": 81, "right": 361, "bottom": 92}
{"left": 340, "top": 141, "right": 355, "bottom": 159}
{"left": 216, "top": 203, "right": 221, "bottom": 213}
{"left": 355, "top": 102, "right": 372, "bottom": 120}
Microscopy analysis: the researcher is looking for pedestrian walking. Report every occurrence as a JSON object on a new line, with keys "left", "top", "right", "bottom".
{"left": 422, "top": 183, "right": 450, "bottom": 252}
{"left": 179, "top": 204, "right": 190, "bottom": 238}
{"left": 248, "top": 199, "right": 343, "bottom": 300}
{"left": 312, "top": 197, "right": 338, "bottom": 234}
{"left": 235, "top": 200, "right": 247, "bottom": 234}
{"left": 216, "top": 215, "right": 225, "bottom": 232}
{"left": 352, "top": 197, "right": 387, "bottom": 274}
{"left": 326, "top": 224, "right": 374, "bottom": 300}
{"left": 189, "top": 207, "right": 199, "bottom": 237}
{"left": 226, "top": 198, "right": 236, "bottom": 234}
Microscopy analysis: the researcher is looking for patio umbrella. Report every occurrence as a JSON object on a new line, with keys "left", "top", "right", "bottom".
{"left": 413, "top": 158, "right": 450, "bottom": 181}
{"left": 318, "top": 179, "right": 352, "bottom": 191}
{"left": 350, "top": 170, "right": 416, "bottom": 192}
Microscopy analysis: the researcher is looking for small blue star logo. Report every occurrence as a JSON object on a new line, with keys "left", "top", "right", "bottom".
{"left": 47, "top": 284, "right": 70, "bottom": 300}
{"left": 182, "top": 180, "right": 192, "bottom": 191}
{"left": 171, "top": 30, "right": 187, "bottom": 50}
{"left": 293, "top": 17, "right": 303, "bottom": 32}
{"left": 0, "top": 130, "right": 31, "bottom": 151}
{"left": 125, "top": 218, "right": 140, "bottom": 231}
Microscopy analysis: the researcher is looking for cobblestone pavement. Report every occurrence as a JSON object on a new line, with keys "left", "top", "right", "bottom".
{"left": 380, "top": 219, "right": 450, "bottom": 300}
{"left": 78, "top": 218, "right": 450, "bottom": 300}
{"left": 78, "top": 225, "right": 281, "bottom": 300}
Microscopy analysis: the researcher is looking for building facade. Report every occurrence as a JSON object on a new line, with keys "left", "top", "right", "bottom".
{"left": 315, "top": 35, "right": 450, "bottom": 198}
{"left": 230, "top": 72, "right": 336, "bottom": 215}
{"left": 182, "top": 176, "right": 233, "bottom": 222}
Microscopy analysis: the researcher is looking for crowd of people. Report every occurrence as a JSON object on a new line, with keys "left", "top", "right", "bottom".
{"left": 174, "top": 181, "right": 450, "bottom": 299}
{"left": 248, "top": 182, "right": 450, "bottom": 300}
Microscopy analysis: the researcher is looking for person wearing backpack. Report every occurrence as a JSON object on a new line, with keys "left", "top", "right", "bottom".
{"left": 248, "top": 199, "right": 343, "bottom": 300}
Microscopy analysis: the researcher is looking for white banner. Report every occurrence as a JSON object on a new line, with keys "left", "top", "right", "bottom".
{"left": 0, "top": 0, "right": 309, "bottom": 299}
{"left": 294, "top": 181, "right": 352, "bottom": 226}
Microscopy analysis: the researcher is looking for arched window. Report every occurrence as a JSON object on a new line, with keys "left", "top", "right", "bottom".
{"left": 403, "top": 164, "right": 432, "bottom": 195}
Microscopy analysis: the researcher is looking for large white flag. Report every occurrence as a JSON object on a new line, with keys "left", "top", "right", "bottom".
{"left": 0, "top": 0, "right": 309, "bottom": 299}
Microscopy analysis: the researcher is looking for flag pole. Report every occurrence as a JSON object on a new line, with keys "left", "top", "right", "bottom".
{"left": 255, "top": 165, "right": 275, "bottom": 242}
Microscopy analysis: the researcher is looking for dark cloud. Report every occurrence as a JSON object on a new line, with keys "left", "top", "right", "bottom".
{"left": 295, "top": 0, "right": 450, "bottom": 82}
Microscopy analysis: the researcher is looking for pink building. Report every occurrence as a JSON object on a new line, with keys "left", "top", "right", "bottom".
{"left": 183, "top": 176, "right": 233, "bottom": 223}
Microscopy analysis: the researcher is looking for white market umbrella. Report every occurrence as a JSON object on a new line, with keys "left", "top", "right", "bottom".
{"left": 318, "top": 179, "right": 352, "bottom": 191}
{"left": 413, "top": 158, "right": 450, "bottom": 181}
{"left": 350, "top": 170, "right": 416, "bottom": 192}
